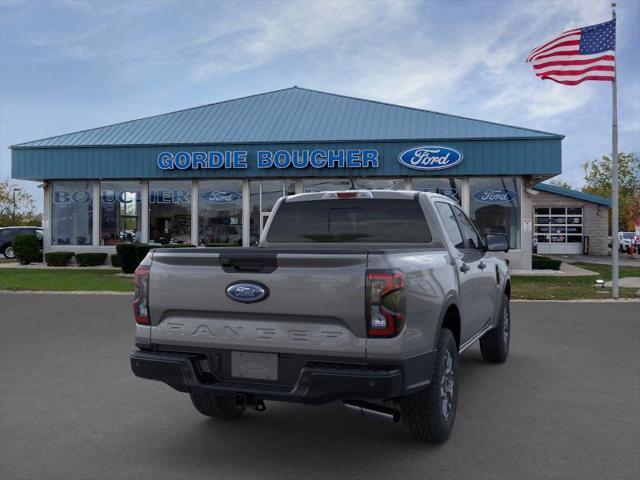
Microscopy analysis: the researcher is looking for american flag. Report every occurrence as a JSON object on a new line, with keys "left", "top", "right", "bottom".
{"left": 526, "top": 19, "right": 616, "bottom": 85}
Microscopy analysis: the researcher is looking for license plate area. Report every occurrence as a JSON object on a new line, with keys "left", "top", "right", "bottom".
{"left": 231, "top": 351, "right": 278, "bottom": 381}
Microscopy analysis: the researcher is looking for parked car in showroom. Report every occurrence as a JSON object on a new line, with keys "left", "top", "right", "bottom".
{"left": 0, "top": 226, "right": 43, "bottom": 259}
{"left": 130, "top": 191, "right": 511, "bottom": 443}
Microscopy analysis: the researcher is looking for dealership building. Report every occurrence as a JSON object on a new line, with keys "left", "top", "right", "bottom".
{"left": 10, "top": 87, "right": 611, "bottom": 269}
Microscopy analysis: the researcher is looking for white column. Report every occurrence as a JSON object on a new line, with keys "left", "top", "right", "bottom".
{"left": 242, "top": 179, "right": 250, "bottom": 247}
{"left": 295, "top": 178, "right": 303, "bottom": 194}
{"left": 92, "top": 181, "right": 100, "bottom": 246}
{"left": 519, "top": 177, "right": 533, "bottom": 269}
{"left": 191, "top": 180, "right": 199, "bottom": 246}
{"left": 140, "top": 180, "right": 149, "bottom": 243}
{"left": 461, "top": 178, "right": 470, "bottom": 214}
{"left": 43, "top": 182, "right": 52, "bottom": 252}
{"left": 405, "top": 177, "right": 412, "bottom": 190}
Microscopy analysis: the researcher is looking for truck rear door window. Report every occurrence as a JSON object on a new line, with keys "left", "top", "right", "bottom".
{"left": 267, "top": 199, "right": 431, "bottom": 243}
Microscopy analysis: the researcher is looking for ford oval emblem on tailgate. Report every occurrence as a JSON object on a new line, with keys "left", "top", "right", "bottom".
{"left": 226, "top": 281, "right": 269, "bottom": 303}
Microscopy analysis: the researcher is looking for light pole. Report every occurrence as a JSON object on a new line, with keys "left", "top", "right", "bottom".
{"left": 12, "top": 187, "right": 22, "bottom": 224}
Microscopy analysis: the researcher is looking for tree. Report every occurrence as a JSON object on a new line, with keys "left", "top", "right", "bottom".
{"left": 582, "top": 153, "right": 640, "bottom": 232}
{"left": 0, "top": 180, "right": 41, "bottom": 227}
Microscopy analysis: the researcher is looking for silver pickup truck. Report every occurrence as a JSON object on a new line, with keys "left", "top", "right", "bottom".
{"left": 131, "top": 190, "right": 511, "bottom": 442}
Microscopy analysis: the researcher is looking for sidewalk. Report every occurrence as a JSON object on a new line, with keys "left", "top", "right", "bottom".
{"left": 0, "top": 261, "right": 118, "bottom": 270}
{"left": 511, "top": 262, "right": 599, "bottom": 276}
{"left": 546, "top": 254, "right": 640, "bottom": 267}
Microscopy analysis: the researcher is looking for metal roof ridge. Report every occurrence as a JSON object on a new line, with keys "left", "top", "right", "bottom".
{"left": 292, "top": 86, "right": 564, "bottom": 138}
{"left": 10, "top": 85, "right": 564, "bottom": 149}
{"left": 10, "top": 86, "right": 301, "bottom": 149}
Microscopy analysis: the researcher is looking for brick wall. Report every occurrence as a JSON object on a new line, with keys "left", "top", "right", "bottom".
{"left": 532, "top": 191, "right": 609, "bottom": 256}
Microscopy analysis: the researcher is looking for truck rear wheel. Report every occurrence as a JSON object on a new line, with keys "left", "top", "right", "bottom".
{"left": 401, "top": 328, "right": 458, "bottom": 443}
{"left": 189, "top": 393, "right": 246, "bottom": 419}
{"left": 480, "top": 293, "right": 510, "bottom": 363}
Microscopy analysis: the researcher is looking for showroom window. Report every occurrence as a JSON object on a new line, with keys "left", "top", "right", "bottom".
{"left": 198, "top": 180, "right": 243, "bottom": 246}
{"left": 303, "top": 178, "right": 406, "bottom": 192}
{"left": 303, "top": 178, "right": 352, "bottom": 192}
{"left": 469, "top": 177, "right": 520, "bottom": 249}
{"left": 149, "top": 181, "right": 192, "bottom": 245}
{"left": 353, "top": 178, "right": 406, "bottom": 190}
{"left": 100, "top": 181, "right": 141, "bottom": 245}
{"left": 51, "top": 181, "right": 93, "bottom": 245}
{"left": 413, "top": 178, "right": 462, "bottom": 203}
{"left": 250, "top": 180, "right": 296, "bottom": 246}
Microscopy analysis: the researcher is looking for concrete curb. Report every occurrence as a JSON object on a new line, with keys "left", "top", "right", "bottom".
{"left": 0, "top": 290, "right": 637, "bottom": 302}
{"left": 0, "top": 290, "right": 132, "bottom": 295}
{"left": 512, "top": 298, "right": 640, "bottom": 303}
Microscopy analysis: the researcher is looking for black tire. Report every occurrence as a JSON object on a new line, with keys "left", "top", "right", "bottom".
{"left": 401, "top": 328, "right": 458, "bottom": 443}
{"left": 480, "top": 293, "right": 510, "bottom": 363}
{"left": 189, "top": 393, "right": 247, "bottom": 419}
{"left": 3, "top": 244, "right": 15, "bottom": 259}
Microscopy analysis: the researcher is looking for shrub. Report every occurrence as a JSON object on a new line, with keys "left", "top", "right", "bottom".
{"left": 532, "top": 255, "right": 561, "bottom": 270}
{"left": 13, "top": 234, "right": 41, "bottom": 265}
{"left": 115, "top": 244, "right": 141, "bottom": 274}
{"left": 75, "top": 253, "right": 108, "bottom": 267}
{"left": 205, "top": 243, "right": 241, "bottom": 247}
{"left": 135, "top": 245, "right": 153, "bottom": 265}
{"left": 110, "top": 254, "right": 121, "bottom": 268}
{"left": 45, "top": 252, "right": 75, "bottom": 267}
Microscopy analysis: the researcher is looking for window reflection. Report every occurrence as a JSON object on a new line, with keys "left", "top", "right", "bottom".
{"left": 198, "top": 180, "right": 243, "bottom": 246}
{"left": 469, "top": 177, "right": 520, "bottom": 249}
{"left": 149, "top": 181, "right": 191, "bottom": 245}
{"left": 51, "top": 181, "right": 93, "bottom": 245}
{"left": 100, "top": 181, "right": 141, "bottom": 245}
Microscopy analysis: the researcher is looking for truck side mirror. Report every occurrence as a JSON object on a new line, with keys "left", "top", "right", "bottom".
{"left": 485, "top": 233, "right": 509, "bottom": 253}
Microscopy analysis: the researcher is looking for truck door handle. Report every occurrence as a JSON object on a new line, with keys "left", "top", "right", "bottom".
{"left": 478, "top": 261, "right": 487, "bottom": 270}
{"left": 460, "top": 263, "right": 470, "bottom": 273}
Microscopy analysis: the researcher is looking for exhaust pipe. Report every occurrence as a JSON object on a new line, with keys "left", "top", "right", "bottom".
{"left": 343, "top": 400, "right": 400, "bottom": 423}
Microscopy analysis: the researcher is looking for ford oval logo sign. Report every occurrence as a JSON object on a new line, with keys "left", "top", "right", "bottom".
{"left": 473, "top": 188, "right": 518, "bottom": 203}
{"left": 226, "top": 281, "right": 269, "bottom": 303}
{"left": 201, "top": 191, "right": 240, "bottom": 203}
{"left": 398, "top": 146, "right": 463, "bottom": 171}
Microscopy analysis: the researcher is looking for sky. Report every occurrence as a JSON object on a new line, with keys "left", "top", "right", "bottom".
{"left": 1, "top": 0, "right": 639, "bottom": 211}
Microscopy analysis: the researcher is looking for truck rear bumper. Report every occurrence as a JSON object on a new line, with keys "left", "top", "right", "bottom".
{"left": 130, "top": 350, "right": 422, "bottom": 404}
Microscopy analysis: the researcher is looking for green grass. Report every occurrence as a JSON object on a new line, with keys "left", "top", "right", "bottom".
{"left": 0, "top": 261, "right": 638, "bottom": 299}
{"left": 512, "top": 263, "right": 640, "bottom": 300}
{"left": 0, "top": 268, "right": 133, "bottom": 292}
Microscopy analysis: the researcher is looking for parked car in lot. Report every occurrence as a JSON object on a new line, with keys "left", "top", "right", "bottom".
{"left": 130, "top": 191, "right": 512, "bottom": 443}
{"left": 619, "top": 232, "right": 636, "bottom": 253}
{"left": 0, "top": 226, "right": 43, "bottom": 259}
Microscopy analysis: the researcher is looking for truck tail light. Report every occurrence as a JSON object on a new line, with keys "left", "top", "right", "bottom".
{"left": 133, "top": 265, "right": 150, "bottom": 325}
{"left": 366, "top": 270, "right": 405, "bottom": 337}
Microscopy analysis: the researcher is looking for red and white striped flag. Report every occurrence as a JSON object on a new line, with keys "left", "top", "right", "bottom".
{"left": 526, "top": 20, "right": 616, "bottom": 85}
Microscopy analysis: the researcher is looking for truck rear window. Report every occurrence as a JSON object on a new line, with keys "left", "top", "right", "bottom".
{"left": 267, "top": 199, "right": 431, "bottom": 243}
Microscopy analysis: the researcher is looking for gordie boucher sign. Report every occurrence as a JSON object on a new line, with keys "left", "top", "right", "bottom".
{"left": 156, "top": 146, "right": 463, "bottom": 171}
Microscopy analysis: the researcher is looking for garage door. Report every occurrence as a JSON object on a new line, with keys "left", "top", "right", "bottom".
{"left": 535, "top": 207, "right": 583, "bottom": 254}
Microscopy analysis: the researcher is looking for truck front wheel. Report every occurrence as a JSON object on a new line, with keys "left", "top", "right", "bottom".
{"left": 189, "top": 393, "right": 246, "bottom": 419}
{"left": 401, "top": 328, "right": 458, "bottom": 443}
{"left": 480, "top": 293, "right": 510, "bottom": 363}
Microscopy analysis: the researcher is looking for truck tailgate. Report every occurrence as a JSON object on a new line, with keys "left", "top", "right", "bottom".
{"left": 148, "top": 249, "right": 368, "bottom": 358}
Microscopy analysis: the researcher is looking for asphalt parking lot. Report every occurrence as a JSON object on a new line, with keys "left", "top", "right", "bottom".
{"left": 1, "top": 294, "right": 638, "bottom": 480}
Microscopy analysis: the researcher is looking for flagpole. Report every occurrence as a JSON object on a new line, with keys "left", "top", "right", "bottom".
{"left": 611, "top": 1, "right": 619, "bottom": 299}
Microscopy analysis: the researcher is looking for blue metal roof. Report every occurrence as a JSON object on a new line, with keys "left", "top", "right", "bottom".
{"left": 533, "top": 183, "right": 611, "bottom": 206}
{"left": 12, "top": 87, "right": 562, "bottom": 148}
